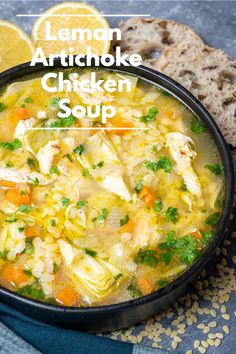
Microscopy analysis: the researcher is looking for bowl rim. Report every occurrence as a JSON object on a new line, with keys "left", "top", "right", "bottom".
{"left": 0, "top": 59, "right": 234, "bottom": 314}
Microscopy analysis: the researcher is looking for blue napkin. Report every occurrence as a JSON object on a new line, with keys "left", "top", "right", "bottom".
{"left": 0, "top": 301, "right": 133, "bottom": 354}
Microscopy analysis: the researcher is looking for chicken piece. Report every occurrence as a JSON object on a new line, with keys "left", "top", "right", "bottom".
{"left": 166, "top": 132, "right": 201, "bottom": 197}
{"left": 37, "top": 140, "right": 60, "bottom": 175}
{"left": 14, "top": 118, "right": 36, "bottom": 140}
{"left": 0, "top": 167, "right": 49, "bottom": 185}
{"left": 76, "top": 131, "right": 131, "bottom": 201}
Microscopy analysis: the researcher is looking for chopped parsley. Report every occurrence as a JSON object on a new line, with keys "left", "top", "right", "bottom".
{"left": 76, "top": 200, "right": 87, "bottom": 208}
{"left": 50, "top": 219, "right": 56, "bottom": 227}
{"left": 0, "top": 139, "right": 22, "bottom": 151}
{"left": 92, "top": 161, "right": 104, "bottom": 169}
{"left": 145, "top": 156, "right": 172, "bottom": 173}
{"left": 120, "top": 214, "right": 129, "bottom": 226}
{"left": 63, "top": 153, "right": 73, "bottom": 162}
{"left": 50, "top": 114, "right": 76, "bottom": 128}
{"left": 205, "top": 212, "right": 221, "bottom": 226}
{"left": 152, "top": 145, "right": 159, "bottom": 153}
{"left": 134, "top": 248, "right": 159, "bottom": 268}
{"left": 5, "top": 215, "right": 17, "bottom": 223}
{"left": 30, "top": 177, "right": 39, "bottom": 185}
{"left": 154, "top": 199, "right": 163, "bottom": 212}
{"left": 96, "top": 208, "right": 108, "bottom": 223}
{"left": 127, "top": 282, "right": 142, "bottom": 298}
{"left": 27, "top": 158, "right": 37, "bottom": 169}
{"left": 158, "top": 231, "right": 199, "bottom": 265}
{"left": 191, "top": 117, "right": 206, "bottom": 134}
{"left": 53, "top": 263, "right": 59, "bottom": 273}
{"left": 0, "top": 250, "right": 8, "bottom": 260}
{"left": 24, "top": 97, "right": 33, "bottom": 103}
{"left": 180, "top": 183, "right": 188, "bottom": 191}
{"left": 82, "top": 168, "right": 89, "bottom": 177}
{"left": 0, "top": 102, "right": 7, "bottom": 112}
{"left": 23, "top": 238, "right": 34, "bottom": 255}
{"left": 114, "top": 273, "right": 123, "bottom": 281}
{"left": 61, "top": 197, "right": 70, "bottom": 207}
{"left": 85, "top": 248, "right": 97, "bottom": 257}
{"left": 156, "top": 279, "right": 168, "bottom": 288}
{"left": 17, "top": 285, "right": 46, "bottom": 301}
{"left": 135, "top": 180, "right": 143, "bottom": 194}
{"left": 50, "top": 97, "right": 60, "bottom": 108}
{"left": 6, "top": 161, "right": 14, "bottom": 168}
{"left": 205, "top": 163, "right": 223, "bottom": 176}
{"left": 200, "top": 231, "right": 214, "bottom": 246}
{"left": 74, "top": 144, "right": 85, "bottom": 155}
{"left": 18, "top": 227, "right": 25, "bottom": 232}
{"left": 18, "top": 204, "right": 33, "bottom": 213}
{"left": 49, "top": 165, "right": 60, "bottom": 175}
{"left": 140, "top": 107, "right": 158, "bottom": 123}
{"left": 165, "top": 207, "right": 179, "bottom": 223}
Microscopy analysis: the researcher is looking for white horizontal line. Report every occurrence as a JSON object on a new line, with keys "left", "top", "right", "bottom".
{"left": 26, "top": 127, "right": 149, "bottom": 131}
{"left": 16, "top": 14, "right": 150, "bottom": 17}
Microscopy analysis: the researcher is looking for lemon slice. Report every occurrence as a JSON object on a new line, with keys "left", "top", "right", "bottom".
{"left": 0, "top": 20, "right": 34, "bottom": 73}
{"left": 32, "top": 2, "right": 110, "bottom": 56}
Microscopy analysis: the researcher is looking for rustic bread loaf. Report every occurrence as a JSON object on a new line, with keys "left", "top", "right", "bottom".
{"left": 115, "top": 18, "right": 236, "bottom": 146}
{"left": 158, "top": 44, "right": 236, "bottom": 146}
{"left": 112, "top": 17, "right": 203, "bottom": 57}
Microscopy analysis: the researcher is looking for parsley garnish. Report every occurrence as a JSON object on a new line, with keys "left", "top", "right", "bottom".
{"left": 120, "top": 214, "right": 129, "bottom": 226}
{"left": 82, "top": 168, "right": 89, "bottom": 177}
{"left": 92, "top": 161, "right": 104, "bottom": 169}
{"left": 114, "top": 273, "right": 123, "bottom": 281}
{"left": 50, "top": 97, "right": 60, "bottom": 108}
{"left": 0, "top": 139, "right": 22, "bottom": 151}
{"left": 50, "top": 114, "right": 76, "bottom": 128}
{"left": 61, "top": 197, "right": 70, "bottom": 207}
{"left": 50, "top": 219, "right": 56, "bottom": 227}
{"left": 74, "top": 144, "right": 85, "bottom": 155}
{"left": 180, "top": 183, "right": 188, "bottom": 191}
{"left": 127, "top": 282, "right": 142, "bottom": 298}
{"left": 145, "top": 156, "right": 172, "bottom": 173}
{"left": 23, "top": 238, "right": 34, "bottom": 255}
{"left": 85, "top": 248, "right": 97, "bottom": 257}
{"left": 94, "top": 208, "right": 107, "bottom": 223}
{"left": 165, "top": 207, "right": 179, "bottom": 223}
{"left": 6, "top": 161, "right": 14, "bottom": 168}
{"left": 135, "top": 180, "right": 143, "bottom": 194}
{"left": 205, "top": 163, "right": 223, "bottom": 176}
{"left": 5, "top": 215, "right": 17, "bottom": 223}
{"left": 18, "top": 204, "right": 33, "bottom": 213}
{"left": 191, "top": 117, "right": 206, "bottom": 134}
{"left": 140, "top": 107, "right": 158, "bottom": 123}
{"left": 0, "top": 102, "right": 7, "bottom": 112}
{"left": 134, "top": 248, "right": 159, "bottom": 268}
{"left": 156, "top": 279, "right": 168, "bottom": 288}
{"left": 205, "top": 212, "right": 221, "bottom": 226}
{"left": 49, "top": 165, "right": 60, "bottom": 175}
{"left": 24, "top": 97, "right": 33, "bottom": 103}
{"left": 200, "top": 231, "right": 214, "bottom": 246}
{"left": 76, "top": 200, "right": 87, "bottom": 208}
{"left": 27, "top": 158, "right": 37, "bottom": 169}
{"left": 154, "top": 199, "right": 163, "bottom": 212}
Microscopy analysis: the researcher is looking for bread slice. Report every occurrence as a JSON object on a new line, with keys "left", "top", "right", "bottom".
{"left": 112, "top": 17, "right": 203, "bottom": 58}
{"left": 157, "top": 43, "right": 236, "bottom": 146}
{"left": 114, "top": 17, "right": 236, "bottom": 146}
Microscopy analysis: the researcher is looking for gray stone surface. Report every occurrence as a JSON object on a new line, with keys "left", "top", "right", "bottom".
{"left": 0, "top": 0, "right": 235, "bottom": 58}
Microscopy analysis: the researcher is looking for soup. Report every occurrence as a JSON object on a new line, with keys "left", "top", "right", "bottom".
{"left": 0, "top": 69, "right": 224, "bottom": 307}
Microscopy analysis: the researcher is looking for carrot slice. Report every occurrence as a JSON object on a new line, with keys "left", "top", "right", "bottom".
{"left": 56, "top": 287, "right": 78, "bottom": 306}
{"left": 110, "top": 115, "right": 133, "bottom": 135}
{"left": 5, "top": 189, "right": 30, "bottom": 206}
{"left": 1, "top": 264, "right": 29, "bottom": 287}
{"left": 192, "top": 230, "right": 202, "bottom": 240}
{"left": 137, "top": 277, "right": 153, "bottom": 295}
{"left": 120, "top": 219, "right": 136, "bottom": 233}
{"left": 25, "top": 224, "right": 40, "bottom": 237}
{"left": 139, "top": 186, "right": 156, "bottom": 207}
{"left": 0, "top": 180, "right": 17, "bottom": 189}
{"left": 12, "top": 107, "right": 30, "bottom": 126}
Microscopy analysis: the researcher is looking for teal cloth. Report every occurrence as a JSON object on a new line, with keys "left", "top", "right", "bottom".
{"left": 0, "top": 302, "right": 133, "bottom": 354}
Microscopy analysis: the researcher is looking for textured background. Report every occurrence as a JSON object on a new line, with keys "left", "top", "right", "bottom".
{"left": 0, "top": 1, "right": 235, "bottom": 353}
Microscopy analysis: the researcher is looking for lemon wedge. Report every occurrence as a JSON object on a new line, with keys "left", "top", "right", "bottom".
{"left": 32, "top": 2, "right": 110, "bottom": 56}
{"left": 0, "top": 20, "right": 34, "bottom": 73}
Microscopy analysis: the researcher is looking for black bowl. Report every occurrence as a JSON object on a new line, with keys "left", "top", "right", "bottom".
{"left": 0, "top": 60, "right": 234, "bottom": 332}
